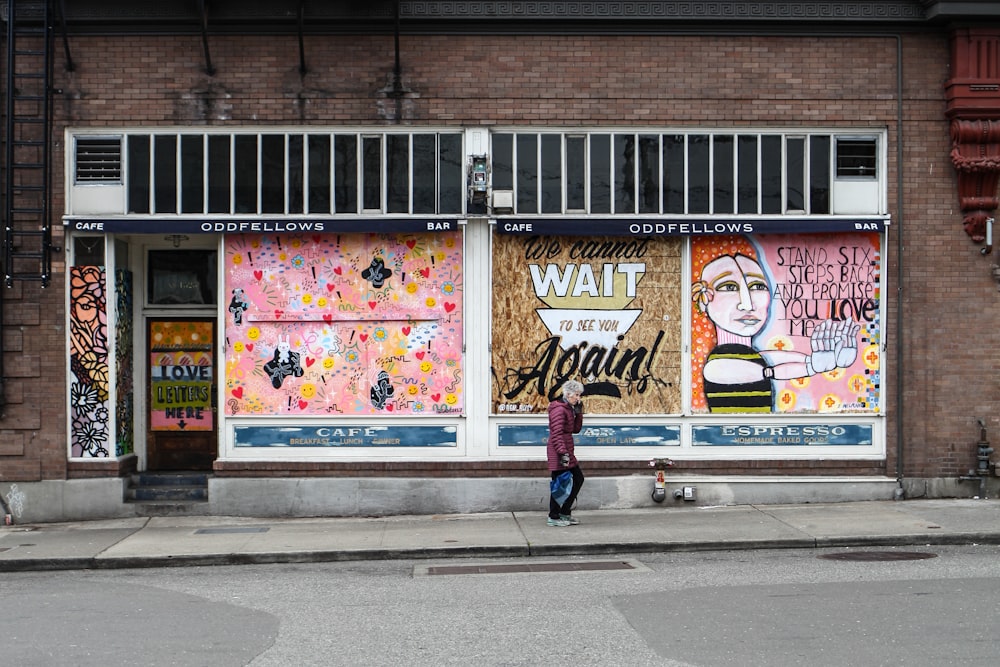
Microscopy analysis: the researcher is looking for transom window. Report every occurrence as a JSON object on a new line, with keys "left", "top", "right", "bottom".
{"left": 118, "top": 131, "right": 465, "bottom": 216}
{"left": 491, "top": 132, "right": 878, "bottom": 216}
{"left": 70, "top": 130, "right": 880, "bottom": 218}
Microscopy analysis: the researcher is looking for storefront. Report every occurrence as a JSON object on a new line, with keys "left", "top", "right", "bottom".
{"left": 62, "top": 126, "right": 889, "bottom": 514}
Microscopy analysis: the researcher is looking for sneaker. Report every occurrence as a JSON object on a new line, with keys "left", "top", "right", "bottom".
{"left": 560, "top": 514, "right": 580, "bottom": 525}
{"left": 547, "top": 517, "right": 571, "bottom": 527}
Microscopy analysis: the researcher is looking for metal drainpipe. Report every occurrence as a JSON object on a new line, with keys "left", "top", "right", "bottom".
{"left": 894, "top": 34, "right": 906, "bottom": 499}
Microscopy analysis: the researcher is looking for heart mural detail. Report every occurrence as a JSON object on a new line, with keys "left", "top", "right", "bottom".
{"left": 232, "top": 387, "right": 244, "bottom": 399}
{"left": 253, "top": 270, "right": 263, "bottom": 280}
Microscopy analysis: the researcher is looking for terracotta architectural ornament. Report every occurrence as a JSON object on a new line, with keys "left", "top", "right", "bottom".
{"left": 946, "top": 29, "right": 1000, "bottom": 244}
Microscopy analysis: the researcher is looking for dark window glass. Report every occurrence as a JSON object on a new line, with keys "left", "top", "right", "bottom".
{"left": 127, "top": 135, "right": 150, "bottom": 214}
{"left": 412, "top": 135, "right": 436, "bottom": 214}
{"left": 638, "top": 135, "right": 659, "bottom": 214}
{"left": 663, "top": 134, "right": 684, "bottom": 214}
{"left": 147, "top": 250, "right": 217, "bottom": 306}
{"left": 153, "top": 135, "right": 177, "bottom": 214}
{"left": 438, "top": 134, "right": 463, "bottom": 214}
{"left": 713, "top": 135, "right": 734, "bottom": 214}
{"left": 334, "top": 135, "right": 358, "bottom": 213}
{"left": 387, "top": 135, "right": 410, "bottom": 213}
{"left": 541, "top": 134, "right": 562, "bottom": 214}
{"left": 207, "top": 135, "right": 231, "bottom": 213}
{"left": 234, "top": 135, "right": 258, "bottom": 214}
{"left": 590, "top": 134, "right": 611, "bottom": 214}
{"left": 362, "top": 136, "right": 382, "bottom": 211}
{"left": 737, "top": 135, "right": 758, "bottom": 214}
{"left": 261, "top": 135, "right": 285, "bottom": 214}
{"left": 307, "top": 135, "right": 331, "bottom": 214}
{"left": 180, "top": 136, "right": 204, "bottom": 214}
{"left": 786, "top": 137, "right": 805, "bottom": 211}
{"left": 810, "top": 136, "right": 831, "bottom": 214}
{"left": 761, "top": 135, "right": 782, "bottom": 214}
{"left": 688, "top": 135, "right": 709, "bottom": 214}
{"left": 74, "top": 237, "right": 105, "bottom": 266}
{"left": 614, "top": 134, "right": 635, "bottom": 214}
{"left": 492, "top": 134, "right": 513, "bottom": 190}
{"left": 516, "top": 134, "right": 537, "bottom": 214}
{"left": 288, "top": 135, "right": 304, "bottom": 214}
{"left": 565, "top": 136, "right": 585, "bottom": 211}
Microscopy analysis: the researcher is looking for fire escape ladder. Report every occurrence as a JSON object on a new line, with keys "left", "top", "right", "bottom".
{"left": 3, "top": 0, "right": 54, "bottom": 287}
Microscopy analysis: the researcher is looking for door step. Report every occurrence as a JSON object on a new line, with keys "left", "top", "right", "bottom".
{"left": 126, "top": 472, "right": 211, "bottom": 516}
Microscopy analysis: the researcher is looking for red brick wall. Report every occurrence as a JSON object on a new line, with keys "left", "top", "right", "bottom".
{"left": 2, "top": 29, "right": 986, "bottom": 483}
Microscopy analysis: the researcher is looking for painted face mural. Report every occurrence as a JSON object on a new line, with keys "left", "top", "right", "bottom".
{"left": 691, "top": 234, "right": 880, "bottom": 414}
{"left": 224, "top": 232, "right": 464, "bottom": 416}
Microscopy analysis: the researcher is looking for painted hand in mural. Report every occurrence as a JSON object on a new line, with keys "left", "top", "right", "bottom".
{"left": 808, "top": 319, "right": 860, "bottom": 375}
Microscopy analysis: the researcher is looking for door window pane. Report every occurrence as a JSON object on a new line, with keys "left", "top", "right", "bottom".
{"left": 147, "top": 250, "right": 217, "bottom": 306}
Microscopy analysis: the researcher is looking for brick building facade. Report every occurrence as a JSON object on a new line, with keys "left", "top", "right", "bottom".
{"left": 2, "top": 1, "right": 999, "bottom": 522}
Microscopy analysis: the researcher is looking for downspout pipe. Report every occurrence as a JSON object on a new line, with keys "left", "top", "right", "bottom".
{"left": 894, "top": 33, "right": 906, "bottom": 499}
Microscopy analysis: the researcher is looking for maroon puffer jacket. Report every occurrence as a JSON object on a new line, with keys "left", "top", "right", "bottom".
{"left": 547, "top": 398, "right": 583, "bottom": 471}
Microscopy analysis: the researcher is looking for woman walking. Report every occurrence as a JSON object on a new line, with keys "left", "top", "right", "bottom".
{"left": 547, "top": 380, "right": 585, "bottom": 527}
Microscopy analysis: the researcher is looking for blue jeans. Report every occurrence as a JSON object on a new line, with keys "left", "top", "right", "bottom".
{"left": 549, "top": 465, "right": 584, "bottom": 519}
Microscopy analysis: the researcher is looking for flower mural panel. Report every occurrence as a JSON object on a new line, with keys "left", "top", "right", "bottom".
{"left": 70, "top": 266, "right": 110, "bottom": 458}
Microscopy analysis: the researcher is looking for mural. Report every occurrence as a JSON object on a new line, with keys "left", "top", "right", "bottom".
{"left": 492, "top": 234, "right": 682, "bottom": 414}
{"left": 224, "top": 232, "right": 464, "bottom": 416}
{"left": 69, "top": 266, "right": 109, "bottom": 457}
{"left": 114, "top": 270, "right": 134, "bottom": 455}
{"left": 149, "top": 320, "right": 214, "bottom": 431}
{"left": 691, "top": 234, "right": 880, "bottom": 414}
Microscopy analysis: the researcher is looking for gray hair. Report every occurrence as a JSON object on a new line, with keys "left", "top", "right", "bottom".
{"left": 561, "top": 380, "right": 584, "bottom": 398}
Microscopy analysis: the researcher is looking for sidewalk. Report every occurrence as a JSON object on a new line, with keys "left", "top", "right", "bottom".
{"left": 2, "top": 498, "right": 1000, "bottom": 572}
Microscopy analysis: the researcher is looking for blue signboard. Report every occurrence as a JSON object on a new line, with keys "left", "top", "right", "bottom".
{"left": 495, "top": 218, "right": 887, "bottom": 236}
{"left": 66, "top": 218, "right": 459, "bottom": 234}
{"left": 692, "top": 424, "right": 873, "bottom": 447}
{"left": 498, "top": 424, "right": 680, "bottom": 447}
{"left": 234, "top": 425, "right": 458, "bottom": 448}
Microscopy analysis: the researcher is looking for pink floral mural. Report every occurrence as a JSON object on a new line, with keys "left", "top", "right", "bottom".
{"left": 224, "top": 232, "right": 464, "bottom": 416}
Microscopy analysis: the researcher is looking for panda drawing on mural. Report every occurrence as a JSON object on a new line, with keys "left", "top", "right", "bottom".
{"left": 263, "top": 335, "right": 304, "bottom": 389}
